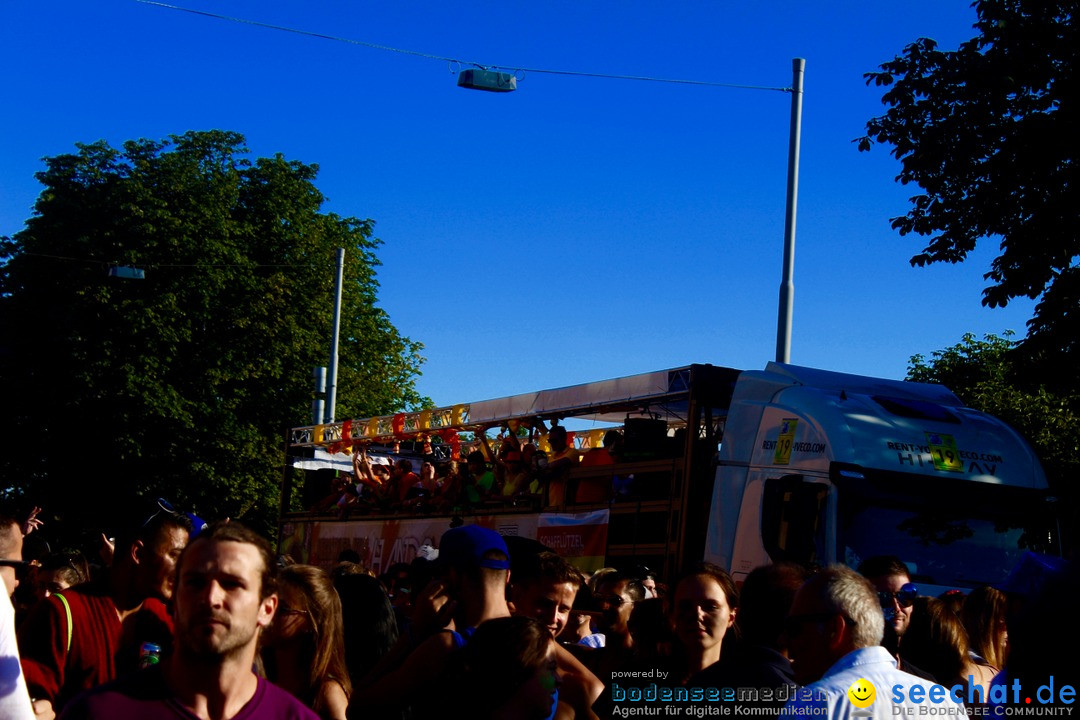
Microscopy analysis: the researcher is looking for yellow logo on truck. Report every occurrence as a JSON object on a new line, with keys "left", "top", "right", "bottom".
{"left": 926, "top": 432, "right": 964, "bottom": 473}
{"left": 773, "top": 418, "right": 798, "bottom": 465}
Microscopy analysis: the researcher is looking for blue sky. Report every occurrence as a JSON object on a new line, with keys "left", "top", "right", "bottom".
{"left": 0, "top": 1, "right": 1036, "bottom": 409}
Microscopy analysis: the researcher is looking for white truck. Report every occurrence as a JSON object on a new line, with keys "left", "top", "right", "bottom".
{"left": 281, "top": 362, "right": 1056, "bottom": 588}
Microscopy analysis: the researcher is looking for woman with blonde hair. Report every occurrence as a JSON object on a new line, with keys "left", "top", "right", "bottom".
{"left": 961, "top": 586, "right": 1009, "bottom": 673}
{"left": 263, "top": 564, "right": 351, "bottom": 720}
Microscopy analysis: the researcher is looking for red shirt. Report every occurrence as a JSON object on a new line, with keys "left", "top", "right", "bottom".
{"left": 19, "top": 581, "right": 172, "bottom": 710}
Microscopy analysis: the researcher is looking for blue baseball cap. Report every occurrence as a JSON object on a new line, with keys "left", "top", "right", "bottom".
{"left": 438, "top": 525, "right": 510, "bottom": 570}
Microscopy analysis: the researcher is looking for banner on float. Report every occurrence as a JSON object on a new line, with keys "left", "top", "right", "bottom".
{"left": 289, "top": 514, "right": 540, "bottom": 575}
{"left": 537, "top": 510, "right": 610, "bottom": 573}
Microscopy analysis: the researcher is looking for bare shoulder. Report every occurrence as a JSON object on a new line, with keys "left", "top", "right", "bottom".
{"left": 317, "top": 679, "right": 349, "bottom": 720}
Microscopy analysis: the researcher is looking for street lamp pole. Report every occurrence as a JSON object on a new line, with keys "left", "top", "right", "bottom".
{"left": 776, "top": 57, "right": 804, "bottom": 364}
{"left": 325, "top": 247, "right": 345, "bottom": 423}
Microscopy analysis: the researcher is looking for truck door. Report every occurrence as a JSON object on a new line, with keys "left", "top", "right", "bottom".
{"left": 729, "top": 472, "right": 832, "bottom": 579}
{"left": 760, "top": 474, "right": 830, "bottom": 566}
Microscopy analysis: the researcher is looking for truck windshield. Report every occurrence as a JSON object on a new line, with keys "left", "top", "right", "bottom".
{"left": 833, "top": 469, "right": 1056, "bottom": 589}
{"left": 839, "top": 503, "right": 1053, "bottom": 588}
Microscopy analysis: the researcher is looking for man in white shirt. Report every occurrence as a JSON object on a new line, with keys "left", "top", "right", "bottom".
{"left": 0, "top": 511, "right": 34, "bottom": 720}
{"left": 782, "top": 565, "right": 965, "bottom": 720}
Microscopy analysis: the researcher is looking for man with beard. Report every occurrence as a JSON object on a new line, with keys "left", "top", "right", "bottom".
{"left": 857, "top": 555, "right": 934, "bottom": 680}
{"left": 60, "top": 521, "right": 317, "bottom": 719}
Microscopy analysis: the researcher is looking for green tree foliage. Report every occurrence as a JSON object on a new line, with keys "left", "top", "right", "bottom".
{"left": 0, "top": 130, "right": 426, "bottom": 541}
{"left": 907, "top": 333, "right": 1079, "bottom": 499}
{"left": 859, "top": 1, "right": 1079, "bottom": 368}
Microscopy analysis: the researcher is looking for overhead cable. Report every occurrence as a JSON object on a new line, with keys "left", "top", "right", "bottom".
{"left": 133, "top": 0, "right": 792, "bottom": 93}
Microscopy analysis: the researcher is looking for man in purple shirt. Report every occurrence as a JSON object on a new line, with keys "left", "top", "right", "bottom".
{"left": 60, "top": 521, "right": 317, "bottom": 720}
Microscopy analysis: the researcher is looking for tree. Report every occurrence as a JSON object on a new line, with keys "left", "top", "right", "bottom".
{"left": 859, "top": 1, "right": 1079, "bottom": 368}
{"left": 907, "top": 332, "right": 1079, "bottom": 513}
{"left": 0, "top": 130, "right": 427, "bottom": 542}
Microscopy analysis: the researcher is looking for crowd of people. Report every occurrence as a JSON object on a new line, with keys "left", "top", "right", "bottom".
{"left": 0, "top": 499, "right": 1076, "bottom": 720}
{"left": 313, "top": 424, "right": 630, "bottom": 516}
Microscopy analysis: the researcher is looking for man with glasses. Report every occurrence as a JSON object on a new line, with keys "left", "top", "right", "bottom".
{"left": 19, "top": 499, "right": 192, "bottom": 717}
{"left": 781, "top": 565, "right": 964, "bottom": 719}
{"left": 594, "top": 572, "right": 644, "bottom": 650}
{"left": 585, "top": 572, "right": 646, "bottom": 682}
{"left": 858, "top": 555, "right": 934, "bottom": 680}
{"left": 858, "top": 556, "right": 916, "bottom": 641}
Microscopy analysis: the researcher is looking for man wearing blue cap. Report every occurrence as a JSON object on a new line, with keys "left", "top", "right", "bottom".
{"left": 350, "top": 524, "right": 513, "bottom": 717}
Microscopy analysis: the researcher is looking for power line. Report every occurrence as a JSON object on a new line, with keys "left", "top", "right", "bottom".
{"left": 132, "top": 0, "right": 792, "bottom": 93}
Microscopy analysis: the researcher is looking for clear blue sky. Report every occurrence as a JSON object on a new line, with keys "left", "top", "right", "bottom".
{"left": 0, "top": 1, "right": 1036, "bottom": 409}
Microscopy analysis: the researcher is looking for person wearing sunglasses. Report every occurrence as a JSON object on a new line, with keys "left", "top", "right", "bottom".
{"left": 857, "top": 555, "right": 937, "bottom": 682}
{"left": 781, "top": 565, "right": 965, "bottom": 719}
{"left": 584, "top": 571, "right": 647, "bottom": 693}
{"left": 858, "top": 556, "right": 917, "bottom": 639}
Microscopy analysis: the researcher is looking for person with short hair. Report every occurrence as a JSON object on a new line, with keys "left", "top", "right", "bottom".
{"left": 858, "top": 554, "right": 934, "bottom": 680}
{"left": 0, "top": 512, "right": 27, "bottom": 599}
{"left": 391, "top": 459, "right": 420, "bottom": 505}
{"left": 558, "top": 582, "right": 605, "bottom": 648}
{"left": 586, "top": 571, "right": 646, "bottom": 684}
{"left": 858, "top": 555, "right": 915, "bottom": 641}
{"left": 350, "top": 524, "right": 513, "bottom": 717}
{"left": 594, "top": 572, "right": 645, "bottom": 650}
{"left": 540, "top": 425, "right": 580, "bottom": 507}
{"left": 0, "top": 509, "right": 34, "bottom": 719}
{"left": 34, "top": 553, "right": 91, "bottom": 601}
{"left": 511, "top": 552, "right": 583, "bottom": 639}
{"left": 464, "top": 451, "right": 496, "bottom": 503}
{"left": 509, "top": 552, "right": 602, "bottom": 715}
{"left": 59, "top": 520, "right": 318, "bottom": 719}
{"left": 20, "top": 502, "right": 192, "bottom": 716}
{"left": 781, "top": 565, "right": 964, "bottom": 720}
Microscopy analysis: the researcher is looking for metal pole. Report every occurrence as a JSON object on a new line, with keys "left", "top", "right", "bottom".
{"left": 312, "top": 366, "right": 327, "bottom": 426}
{"left": 776, "top": 58, "right": 804, "bottom": 364}
{"left": 325, "top": 248, "right": 345, "bottom": 423}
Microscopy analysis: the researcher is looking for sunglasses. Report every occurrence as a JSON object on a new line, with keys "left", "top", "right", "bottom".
{"left": 595, "top": 594, "right": 635, "bottom": 608}
{"left": 0, "top": 558, "right": 30, "bottom": 581}
{"left": 141, "top": 498, "right": 184, "bottom": 528}
{"left": 878, "top": 583, "right": 918, "bottom": 609}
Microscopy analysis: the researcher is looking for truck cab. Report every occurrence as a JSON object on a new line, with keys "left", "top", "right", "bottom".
{"left": 706, "top": 362, "right": 1055, "bottom": 590}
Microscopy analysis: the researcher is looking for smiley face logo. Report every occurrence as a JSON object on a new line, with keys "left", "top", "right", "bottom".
{"left": 847, "top": 678, "right": 876, "bottom": 708}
